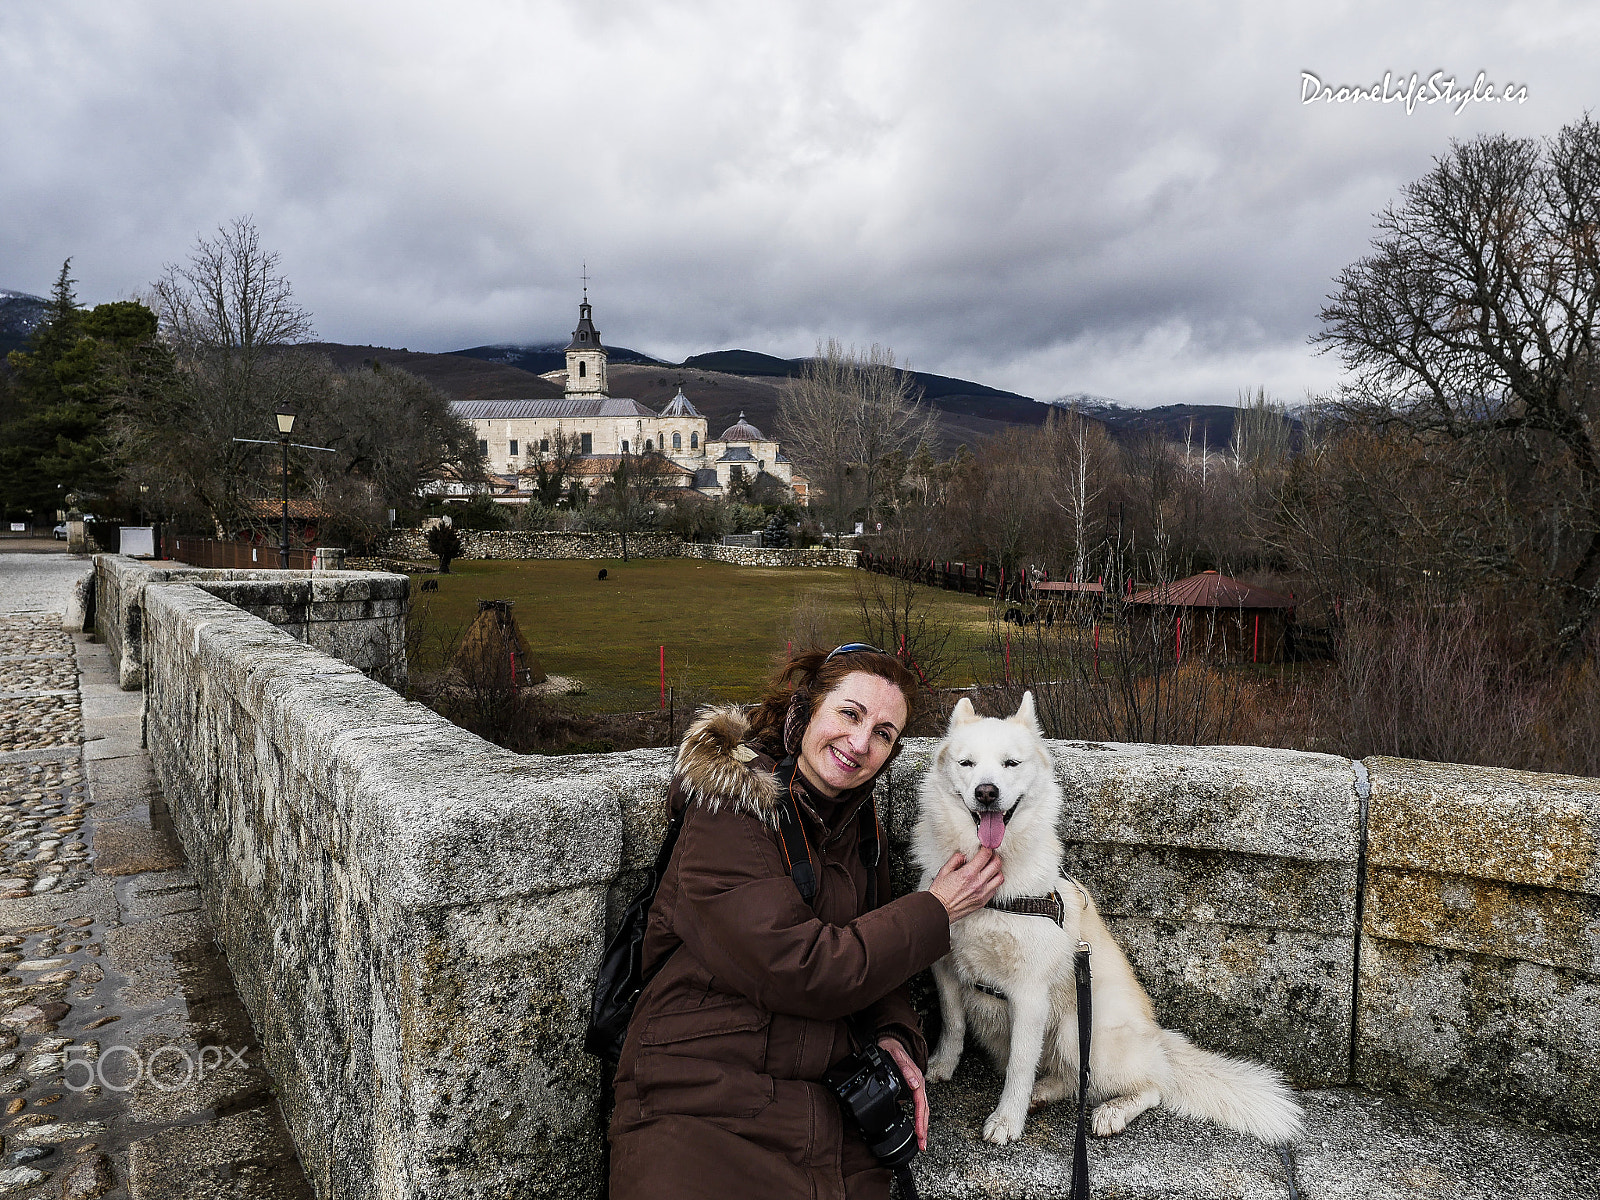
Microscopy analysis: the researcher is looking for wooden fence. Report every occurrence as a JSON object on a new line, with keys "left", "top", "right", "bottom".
{"left": 857, "top": 552, "right": 1031, "bottom": 602}
{"left": 167, "top": 537, "right": 316, "bottom": 570}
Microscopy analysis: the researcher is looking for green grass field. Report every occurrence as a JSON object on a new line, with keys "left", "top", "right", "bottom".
{"left": 407, "top": 558, "right": 997, "bottom": 713}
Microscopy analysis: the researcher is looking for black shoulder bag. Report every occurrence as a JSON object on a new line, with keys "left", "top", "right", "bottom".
{"left": 584, "top": 769, "right": 824, "bottom": 1063}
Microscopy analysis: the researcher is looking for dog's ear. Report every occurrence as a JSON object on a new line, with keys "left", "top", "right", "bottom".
{"left": 1010, "top": 690, "right": 1041, "bottom": 734}
{"left": 947, "top": 697, "right": 979, "bottom": 732}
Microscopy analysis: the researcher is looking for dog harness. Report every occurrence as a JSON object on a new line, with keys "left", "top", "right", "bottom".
{"left": 972, "top": 878, "right": 1092, "bottom": 1000}
{"left": 986, "top": 890, "right": 1066, "bottom": 927}
{"left": 982, "top": 876, "right": 1090, "bottom": 929}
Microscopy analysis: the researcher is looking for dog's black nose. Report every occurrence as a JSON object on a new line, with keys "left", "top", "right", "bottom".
{"left": 974, "top": 783, "right": 1000, "bottom": 808}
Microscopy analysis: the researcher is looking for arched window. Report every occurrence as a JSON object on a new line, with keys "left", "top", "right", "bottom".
{"left": 540, "top": 438, "right": 549, "bottom": 452}
{"left": 578, "top": 361, "right": 587, "bottom": 378}
{"left": 622, "top": 440, "right": 629, "bottom": 454}
{"left": 672, "top": 432, "right": 682, "bottom": 450}
{"left": 691, "top": 432, "right": 699, "bottom": 449}
{"left": 645, "top": 439, "right": 653, "bottom": 452}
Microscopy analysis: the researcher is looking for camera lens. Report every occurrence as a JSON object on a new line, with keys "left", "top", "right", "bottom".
{"left": 869, "top": 1120, "right": 918, "bottom": 1170}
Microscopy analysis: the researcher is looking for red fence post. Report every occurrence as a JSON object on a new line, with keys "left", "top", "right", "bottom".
{"left": 1253, "top": 614, "right": 1259, "bottom": 664}
{"left": 1176, "top": 615, "right": 1183, "bottom": 664}
{"left": 1094, "top": 622, "right": 1100, "bottom": 681}
{"left": 659, "top": 645, "right": 666, "bottom": 709}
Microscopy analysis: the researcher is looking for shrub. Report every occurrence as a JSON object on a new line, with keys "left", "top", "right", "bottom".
{"left": 425, "top": 523, "right": 463, "bottom": 573}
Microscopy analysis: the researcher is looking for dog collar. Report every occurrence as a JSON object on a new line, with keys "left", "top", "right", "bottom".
{"left": 986, "top": 889, "right": 1065, "bottom": 928}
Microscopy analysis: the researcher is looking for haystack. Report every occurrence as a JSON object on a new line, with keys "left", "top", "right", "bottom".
{"left": 450, "top": 600, "right": 547, "bottom": 689}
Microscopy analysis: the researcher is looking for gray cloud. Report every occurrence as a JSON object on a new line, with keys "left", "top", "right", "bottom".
{"left": 3, "top": 0, "right": 1596, "bottom": 406}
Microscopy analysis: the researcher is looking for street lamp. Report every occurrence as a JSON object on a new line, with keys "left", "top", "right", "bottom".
{"left": 276, "top": 406, "right": 297, "bottom": 569}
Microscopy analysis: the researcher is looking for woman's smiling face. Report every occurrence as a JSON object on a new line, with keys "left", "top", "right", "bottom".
{"left": 796, "top": 670, "right": 909, "bottom": 798}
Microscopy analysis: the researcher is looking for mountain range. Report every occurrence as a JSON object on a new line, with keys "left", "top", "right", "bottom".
{"left": 4, "top": 286, "right": 1253, "bottom": 450}
{"left": 0, "top": 290, "right": 49, "bottom": 360}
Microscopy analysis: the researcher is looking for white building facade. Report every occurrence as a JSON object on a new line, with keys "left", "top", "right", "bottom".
{"left": 452, "top": 297, "right": 805, "bottom": 503}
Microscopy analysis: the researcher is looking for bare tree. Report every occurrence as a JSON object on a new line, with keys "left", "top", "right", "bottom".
{"left": 1048, "top": 408, "right": 1108, "bottom": 583}
{"left": 1231, "top": 387, "right": 1293, "bottom": 471}
{"left": 777, "top": 339, "right": 862, "bottom": 536}
{"left": 851, "top": 343, "right": 931, "bottom": 525}
{"left": 1315, "top": 115, "right": 1600, "bottom": 655}
{"left": 123, "top": 217, "right": 320, "bottom": 535}
{"left": 522, "top": 429, "right": 583, "bottom": 507}
{"left": 776, "top": 339, "right": 929, "bottom": 535}
{"left": 122, "top": 217, "right": 478, "bottom": 545}
{"left": 151, "top": 216, "right": 314, "bottom": 359}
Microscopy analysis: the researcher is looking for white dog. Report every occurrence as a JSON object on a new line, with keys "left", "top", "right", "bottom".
{"left": 912, "top": 693, "right": 1304, "bottom": 1147}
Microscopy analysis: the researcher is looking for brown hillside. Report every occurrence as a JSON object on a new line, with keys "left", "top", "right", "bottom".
{"left": 308, "top": 343, "right": 563, "bottom": 402}
{"left": 606, "top": 363, "right": 1025, "bottom": 453}
{"left": 309, "top": 343, "right": 1036, "bottom": 453}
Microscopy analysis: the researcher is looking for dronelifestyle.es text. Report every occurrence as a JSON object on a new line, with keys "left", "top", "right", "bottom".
{"left": 1300, "top": 71, "right": 1528, "bottom": 115}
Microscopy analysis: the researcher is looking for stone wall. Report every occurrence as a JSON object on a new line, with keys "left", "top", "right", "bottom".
{"left": 119, "top": 572, "right": 1600, "bottom": 1195}
{"left": 92, "top": 554, "right": 408, "bottom": 691}
{"left": 383, "top": 528, "right": 858, "bottom": 568}
{"left": 677, "top": 542, "right": 859, "bottom": 568}
{"left": 1358, "top": 756, "right": 1600, "bottom": 1130}
{"left": 137, "top": 581, "right": 666, "bottom": 1200}
{"left": 878, "top": 742, "right": 1599, "bottom": 1131}
{"left": 384, "top": 529, "right": 681, "bottom": 561}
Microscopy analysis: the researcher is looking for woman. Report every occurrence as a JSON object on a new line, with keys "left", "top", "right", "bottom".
{"left": 609, "top": 643, "right": 1005, "bottom": 1200}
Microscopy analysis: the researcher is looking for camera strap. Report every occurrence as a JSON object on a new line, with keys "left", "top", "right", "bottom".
{"left": 1071, "top": 941, "right": 1092, "bottom": 1200}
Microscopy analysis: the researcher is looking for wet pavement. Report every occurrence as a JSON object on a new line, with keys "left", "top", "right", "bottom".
{"left": 0, "top": 551, "right": 314, "bottom": 1198}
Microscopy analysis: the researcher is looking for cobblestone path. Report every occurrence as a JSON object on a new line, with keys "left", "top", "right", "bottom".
{"left": 0, "top": 611, "right": 314, "bottom": 1200}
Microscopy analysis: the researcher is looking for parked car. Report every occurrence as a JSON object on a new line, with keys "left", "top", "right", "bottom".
{"left": 53, "top": 523, "right": 68, "bottom": 540}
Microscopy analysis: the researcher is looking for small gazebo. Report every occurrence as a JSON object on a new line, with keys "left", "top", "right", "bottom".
{"left": 1129, "top": 571, "right": 1295, "bottom": 663}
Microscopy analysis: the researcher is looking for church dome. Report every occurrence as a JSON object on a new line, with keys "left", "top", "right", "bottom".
{"left": 720, "top": 411, "right": 764, "bottom": 442}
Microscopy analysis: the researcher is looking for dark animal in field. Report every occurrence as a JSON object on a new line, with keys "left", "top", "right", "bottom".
{"left": 421, "top": 579, "right": 439, "bottom": 593}
{"left": 598, "top": 568, "right": 609, "bottom": 580}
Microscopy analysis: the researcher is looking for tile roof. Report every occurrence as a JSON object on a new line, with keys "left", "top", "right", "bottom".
{"left": 564, "top": 454, "right": 694, "bottom": 479}
{"left": 451, "top": 398, "right": 657, "bottom": 420}
{"left": 719, "top": 411, "right": 764, "bottom": 441}
{"left": 1130, "top": 571, "right": 1294, "bottom": 609}
{"left": 660, "top": 387, "right": 702, "bottom": 418}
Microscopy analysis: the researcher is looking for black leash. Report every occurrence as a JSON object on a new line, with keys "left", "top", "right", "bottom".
{"left": 1071, "top": 940, "right": 1092, "bottom": 1200}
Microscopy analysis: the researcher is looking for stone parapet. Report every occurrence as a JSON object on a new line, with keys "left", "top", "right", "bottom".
{"left": 138, "top": 582, "right": 628, "bottom": 1200}
{"left": 1358, "top": 756, "right": 1600, "bottom": 1131}
{"left": 110, "top": 570, "right": 1600, "bottom": 1193}
{"left": 92, "top": 554, "right": 408, "bottom": 691}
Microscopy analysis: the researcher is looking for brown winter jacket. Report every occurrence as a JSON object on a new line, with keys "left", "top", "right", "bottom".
{"left": 608, "top": 706, "right": 952, "bottom": 1200}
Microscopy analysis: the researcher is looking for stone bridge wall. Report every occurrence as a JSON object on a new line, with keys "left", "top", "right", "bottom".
{"left": 92, "top": 554, "right": 408, "bottom": 691}
{"left": 115, "top": 573, "right": 1600, "bottom": 1197}
{"left": 381, "top": 528, "right": 858, "bottom": 568}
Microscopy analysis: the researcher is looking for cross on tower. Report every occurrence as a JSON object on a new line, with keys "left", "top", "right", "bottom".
{"left": 580, "top": 262, "right": 589, "bottom": 301}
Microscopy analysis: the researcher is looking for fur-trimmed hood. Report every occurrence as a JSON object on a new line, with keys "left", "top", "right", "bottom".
{"left": 674, "top": 705, "right": 782, "bottom": 823}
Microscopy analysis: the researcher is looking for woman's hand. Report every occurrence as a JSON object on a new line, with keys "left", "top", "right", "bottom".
{"left": 878, "top": 1036, "right": 929, "bottom": 1151}
{"left": 928, "top": 848, "right": 1004, "bottom": 922}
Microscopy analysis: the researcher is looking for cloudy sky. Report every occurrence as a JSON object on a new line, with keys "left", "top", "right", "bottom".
{"left": 3, "top": 1, "right": 1596, "bottom": 406}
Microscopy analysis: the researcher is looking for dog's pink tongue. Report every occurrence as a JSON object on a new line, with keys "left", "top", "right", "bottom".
{"left": 977, "top": 811, "right": 1006, "bottom": 850}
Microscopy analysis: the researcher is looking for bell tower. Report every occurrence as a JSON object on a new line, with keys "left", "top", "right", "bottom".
{"left": 565, "top": 280, "right": 608, "bottom": 398}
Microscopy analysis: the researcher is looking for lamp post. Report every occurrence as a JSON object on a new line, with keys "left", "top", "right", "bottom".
{"left": 276, "top": 406, "right": 297, "bottom": 568}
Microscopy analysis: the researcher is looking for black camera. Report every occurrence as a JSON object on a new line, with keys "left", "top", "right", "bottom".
{"left": 823, "top": 1039, "right": 918, "bottom": 1170}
